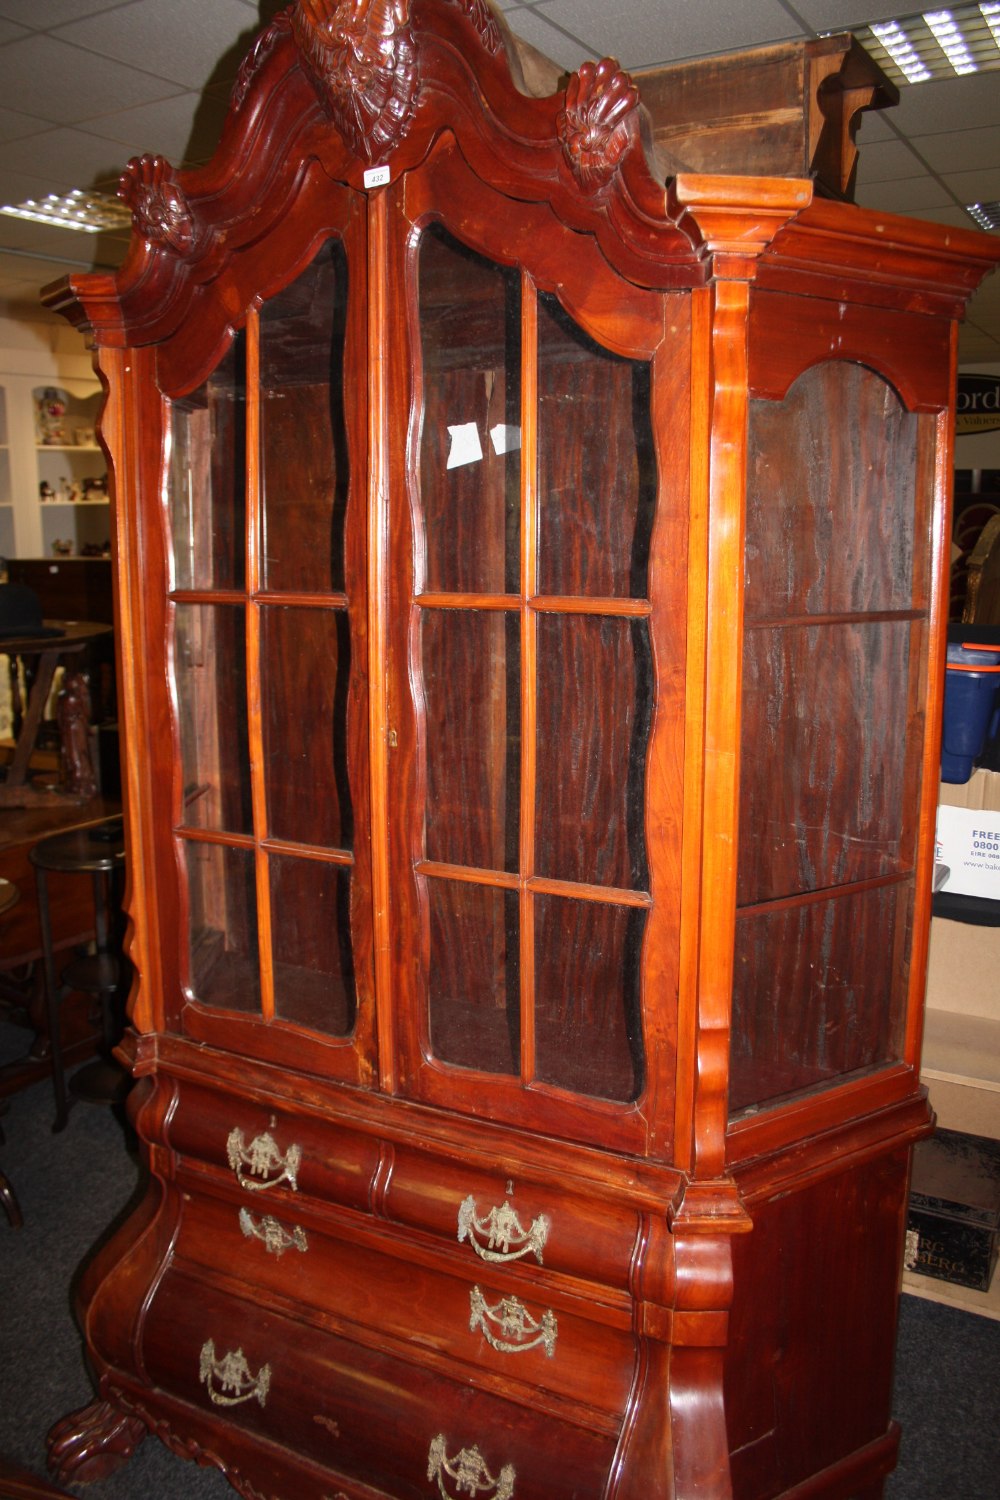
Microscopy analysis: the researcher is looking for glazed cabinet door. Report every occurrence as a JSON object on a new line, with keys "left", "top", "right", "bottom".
{"left": 164, "top": 224, "right": 377, "bottom": 1083}
{"left": 729, "top": 357, "right": 936, "bottom": 1119}
{"left": 382, "top": 164, "right": 687, "bottom": 1156}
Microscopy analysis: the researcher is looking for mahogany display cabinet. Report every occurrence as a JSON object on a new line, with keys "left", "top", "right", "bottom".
{"left": 42, "top": 3, "right": 1000, "bottom": 1498}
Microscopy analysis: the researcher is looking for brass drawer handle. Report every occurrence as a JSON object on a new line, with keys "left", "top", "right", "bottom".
{"left": 226, "top": 1127, "right": 301, "bottom": 1192}
{"left": 469, "top": 1286, "right": 557, "bottom": 1357}
{"left": 198, "top": 1340, "right": 271, "bottom": 1407}
{"left": 239, "top": 1207, "right": 308, "bottom": 1257}
{"left": 457, "top": 1195, "right": 549, "bottom": 1265}
{"left": 427, "top": 1435, "right": 515, "bottom": 1499}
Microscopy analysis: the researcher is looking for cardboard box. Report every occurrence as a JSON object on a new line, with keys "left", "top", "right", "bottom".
{"left": 905, "top": 1128, "right": 1000, "bottom": 1292}
{"left": 935, "top": 769, "right": 1000, "bottom": 900}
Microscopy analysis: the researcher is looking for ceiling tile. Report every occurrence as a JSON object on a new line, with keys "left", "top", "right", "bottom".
{"left": 890, "top": 73, "right": 1000, "bottom": 136}
{"left": 0, "top": 0, "right": 129, "bottom": 24}
{"left": 79, "top": 91, "right": 229, "bottom": 168}
{"left": 788, "top": 2, "right": 908, "bottom": 29}
{"left": 0, "top": 105, "right": 53, "bottom": 144}
{"left": 913, "top": 125, "right": 1000, "bottom": 174}
{"left": 500, "top": 8, "right": 592, "bottom": 71}
{"left": 537, "top": 0, "right": 807, "bottom": 68}
{"left": 854, "top": 175, "right": 955, "bottom": 212}
{"left": 854, "top": 136, "right": 928, "bottom": 185}
{"left": 53, "top": 0, "right": 261, "bottom": 89}
{"left": 854, "top": 108, "right": 900, "bottom": 145}
{"left": 941, "top": 167, "right": 1000, "bottom": 203}
{"left": 0, "top": 210, "right": 112, "bottom": 264}
{"left": 0, "top": 163, "right": 70, "bottom": 206}
{"left": 0, "top": 127, "right": 132, "bottom": 194}
{"left": 0, "top": 35, "right": 187, "bottom": 126}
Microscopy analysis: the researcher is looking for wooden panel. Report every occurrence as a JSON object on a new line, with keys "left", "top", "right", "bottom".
{"left": 745, "top": 364, "right": 918, "bottom": 621}
{"left": 730, "top": 882, "right": 911, "bottom": 1113}
{"left": 259, "top": 239, "right": 350, "bottom": 597}
{"left": 726, "top": 1150, "right": 908, "bottom": 1500}
{"left": 260, "top": 604, "right": 352, "bottom": 849}
{"left": 536, "top": 293, "right": 655, "bottom": 600}
{"left": 749, "top": 289, "right": 954, "bottom": 412}
{"left": 738, "top": 620, "right": 912, "bottom": 903}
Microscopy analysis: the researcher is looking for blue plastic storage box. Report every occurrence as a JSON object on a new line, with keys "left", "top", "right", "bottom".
{"left": 941, "top": 639, "right": 1000, "bottom": 783}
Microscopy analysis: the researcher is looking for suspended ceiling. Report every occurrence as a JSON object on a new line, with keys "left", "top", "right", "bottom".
{"left": 0, "top": 0, "right": 996, "bottom": 360}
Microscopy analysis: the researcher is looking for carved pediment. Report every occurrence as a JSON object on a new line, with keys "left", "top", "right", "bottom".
{"left": 291, "top": 0, "right": 420, "bottom": 163}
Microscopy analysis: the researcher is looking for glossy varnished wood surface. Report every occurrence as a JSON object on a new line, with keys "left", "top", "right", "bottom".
{"left": 37, "top": 2, "right": 1000, "bottom": 1498}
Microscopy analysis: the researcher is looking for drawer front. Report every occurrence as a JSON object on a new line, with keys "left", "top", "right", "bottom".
{"left": 142, "top": 1267, "right": 618, "bottom": 1500}
{"left": 166, "top": 1076, "right": 380, "bottom": 1212}
{"left": 171, "top": 1181, "right": 635, "bottom": 1419}
{"left": 385, "top": 1144, "right": 641, "bottom": 1291}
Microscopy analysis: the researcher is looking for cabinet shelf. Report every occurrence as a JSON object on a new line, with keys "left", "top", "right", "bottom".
{"left": 35, "top": 444, "right": 100, "bottom": 453}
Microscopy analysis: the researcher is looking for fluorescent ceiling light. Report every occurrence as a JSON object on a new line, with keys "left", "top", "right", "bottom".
{"left": 862, "top": 5, "right": 1000, "bottom": 84}
{"left": 0, "top": 189, "right": 132, "bottom": 234}
{"left": 967, "top": 200, "right": 1000, "bottom": 229}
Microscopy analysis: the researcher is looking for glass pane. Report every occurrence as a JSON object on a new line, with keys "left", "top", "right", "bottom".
{"left": 534, "top": 894, "right": 644, "bottom": 1102}
{"left": 425, "top": 877, "right": 519, "bottom": 1075}
{"left": 418, "top": 224, "right": 521, "bottom": 595}
{"left": 184, "top": 840, "right": 260, "bottom": 1014}
{"left": 745, "top": 364, "right": 917, "bottom": 622}
{"left": 261, "top": 604, "right": 352, "bottom": 849}
{"left": 738, "top": 620, "right": 911, "bottom": 905}
{"left": 536, "top": 293, "right": 655, "bottom": 599}
{"left": 260, "top": 240, "right": 349, "bottom": 594}
{"left": 730, "top": 883, "right": 911, "bottom": 1113}
{"left": 270, "top": 855, "right": 355, "bottom": 1035}
{"left": 421, "top": 608, "right": 520, "bottom": 873}
{"left": 174, "top": 603, "right": 252, "bottom": 835}
{"left": 168, "top": 334, "right": 246, "bottom": 591}
{"left": 535, "top": 614, "right": 651, "bottom": 890}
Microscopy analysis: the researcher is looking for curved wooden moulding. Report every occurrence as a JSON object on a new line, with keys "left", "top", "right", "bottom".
{"left": 43, "top": 0, "right": 711, "bottom": 371}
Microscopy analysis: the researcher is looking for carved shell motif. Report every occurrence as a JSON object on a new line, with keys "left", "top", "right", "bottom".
{"left": 292, "top": 0, "right": 419, "bottom": 163}
{"left": 118, "top": 154, "right": 199, "bottom": 256}
{"left": 557, "top": 58, "right": 640, "bottom": 193}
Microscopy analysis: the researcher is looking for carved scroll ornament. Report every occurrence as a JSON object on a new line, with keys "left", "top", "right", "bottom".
{"left": 118, "top": 154, "right": 200, "bottom": 256}
{"left": 292, "top": 0, "right": 419, "bottom": 162}
{"left": 557, "top": 58, "right": 640, "bottom": 192}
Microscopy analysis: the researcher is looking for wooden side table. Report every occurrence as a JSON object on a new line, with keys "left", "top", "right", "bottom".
{"left": 29, "top": 821, "right": 126, "bottom": 1131}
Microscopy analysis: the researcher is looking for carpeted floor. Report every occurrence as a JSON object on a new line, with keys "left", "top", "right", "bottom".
{"left": 1, "top": 1025, "right": 998, "bottom": 1499}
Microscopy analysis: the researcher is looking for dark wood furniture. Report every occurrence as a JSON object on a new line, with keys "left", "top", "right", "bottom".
{"left": 0, "top": 879, "right": 24, "bottom": 1226}
{"left": 41, "top": 4, "right": 1000, "bottom": 1498}
{"left": 29, "top": 820, "right": 126, "bottom": 1129}
{"left": 0, "top": 800, "right": 120, "bottom": 1095}
{"left": 0, "top": 622, "right": 111, "bottom": 808}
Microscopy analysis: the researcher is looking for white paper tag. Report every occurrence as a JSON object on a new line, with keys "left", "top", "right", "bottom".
{"left": 489, "top": 424, "right": 521, "bottom": 456}
{"left": 446, "top": 422, "right": 483, "bottom": 469}
{"left": 363, "top": 164, "right": 390, "bottom": 189}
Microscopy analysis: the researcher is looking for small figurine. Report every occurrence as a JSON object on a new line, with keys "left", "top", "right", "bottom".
{"left": 58, "top": 671, "right": 98, "bottom": 800}
{"left": 39, "top": 481, "right": 54, "bottom": 501}
{"left": 36, "top": 387, "right": 68, "bottom": 445}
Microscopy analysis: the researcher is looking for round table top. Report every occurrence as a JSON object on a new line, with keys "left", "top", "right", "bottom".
{"left": 29, "top": 819, "right": 126, "bottom": 875}
{"left": 0, "top": 620, "right": 113, "bottom": 654}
